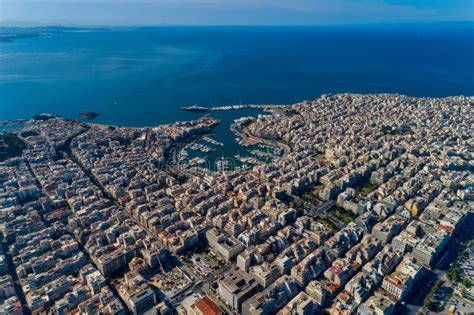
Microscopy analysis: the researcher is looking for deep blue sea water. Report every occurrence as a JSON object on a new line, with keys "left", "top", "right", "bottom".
{"left": 1, "top": 25, "right": 473, "bottom": 165}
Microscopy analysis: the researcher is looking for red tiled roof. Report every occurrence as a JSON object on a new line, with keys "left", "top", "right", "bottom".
{"left": 195, "top": 296, "right": 223, "bottom": 315}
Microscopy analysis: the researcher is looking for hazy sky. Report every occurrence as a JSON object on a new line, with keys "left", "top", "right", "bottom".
{"left": 1, "top": 0, "right": 473, "bottom": 26}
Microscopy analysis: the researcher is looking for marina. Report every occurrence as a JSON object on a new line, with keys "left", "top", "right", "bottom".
{"left": 188, "top": 143, "right": 214, "bottom": 153}
{"left": 215, "top": 157, "right": 232, "bottom": 172}
{"left": 234, "top": 155, "right": 261, "bottom": 166}
{"left": 176, "top": 125, "right": 282, "bottom": 172}
{"left": 202, "top": 136, "right": 223, "bottom": 146}
{"left": 250, "top": 149, "right": 274, "bottom": 159}
{"left": 169, "top": 106, "right": 285, "bottom": 173}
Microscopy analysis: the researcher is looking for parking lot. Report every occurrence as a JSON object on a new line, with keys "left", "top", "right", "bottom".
{"left": 430, "top": 282, "right": 454, "bottom": 311}
{"left": 445, "top": 295, "right": 474, "bottom": 313}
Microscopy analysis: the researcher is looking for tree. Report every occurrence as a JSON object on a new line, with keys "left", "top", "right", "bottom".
{"left": 462, "top": 278, "right": 471, "bottom": 288}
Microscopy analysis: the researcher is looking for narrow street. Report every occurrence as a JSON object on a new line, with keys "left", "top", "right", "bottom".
{"left": 1, "top": 243, "right": 30, "bottom": 315}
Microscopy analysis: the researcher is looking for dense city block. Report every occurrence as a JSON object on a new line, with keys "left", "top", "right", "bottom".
{"left": 0, "top": 93, "right": 473, "bottom": 314}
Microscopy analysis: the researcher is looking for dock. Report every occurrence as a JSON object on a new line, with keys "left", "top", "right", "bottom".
{"left": 208, "top": 104, "right": 288, "bottom": 111}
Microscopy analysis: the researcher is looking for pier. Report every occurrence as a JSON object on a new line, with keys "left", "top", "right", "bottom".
{"left": 180, "top": 104, "right": 289, "bottom": 112}
{"left": 208, "top": 104, "right": 288, "bottom": 111}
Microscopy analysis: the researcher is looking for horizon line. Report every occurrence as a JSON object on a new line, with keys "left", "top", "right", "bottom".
{"left": 1, "top": 20, "right": 473, "bottom": 29}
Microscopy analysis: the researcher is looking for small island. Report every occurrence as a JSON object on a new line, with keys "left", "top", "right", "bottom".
{"left": 80, "top": 112, "right": 100, "bottom": 120}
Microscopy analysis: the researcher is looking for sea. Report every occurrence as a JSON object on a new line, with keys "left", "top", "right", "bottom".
{"left": 1, "top": 24, "right": 473, "bottom": 167}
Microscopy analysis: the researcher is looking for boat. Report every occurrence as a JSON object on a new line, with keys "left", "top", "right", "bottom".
{"left": 202, "top": 136, "right": 223, "bottom": 146}
{"left": 181, "top": 104, "right": 209, "bottom": 112}
{"left": 216, "top": 158, "right": 231, "bottom": 172}
{"left": 188, "top": 157, "right": 208, "bottom": 166}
